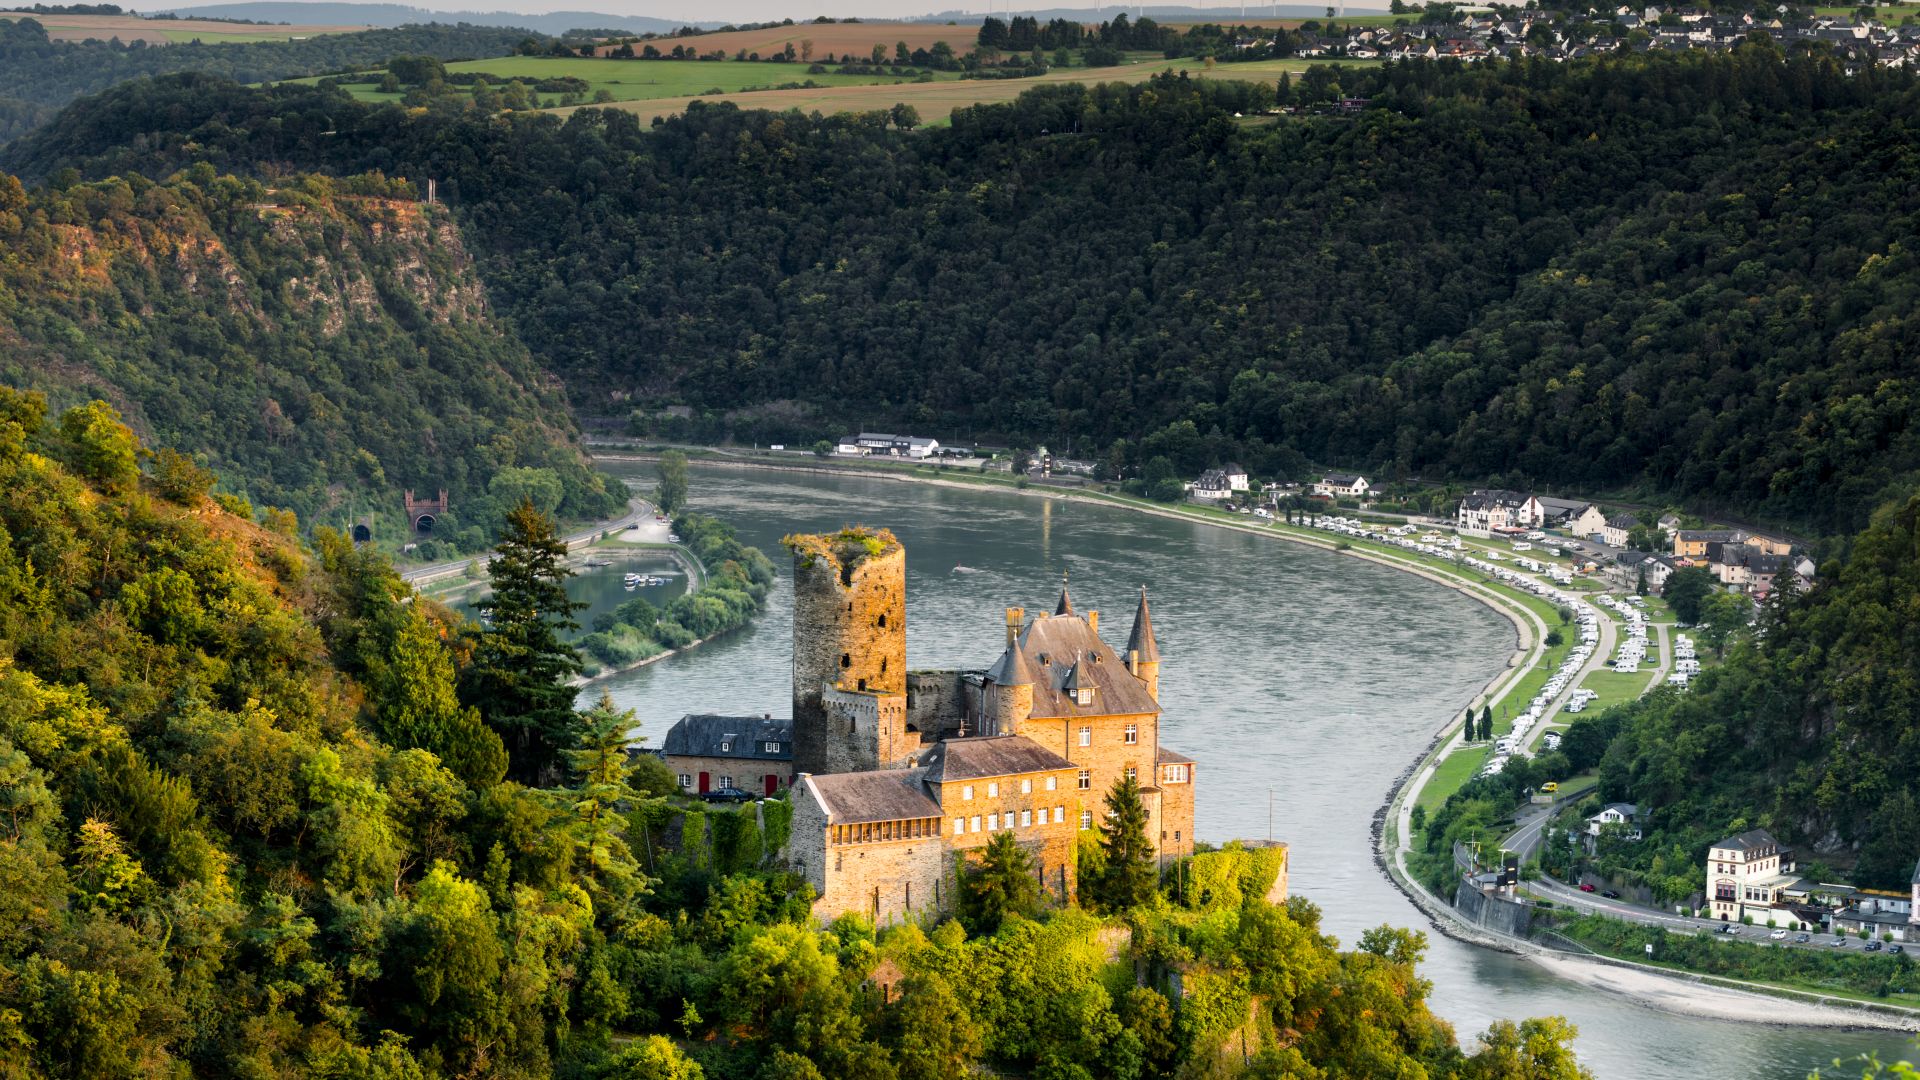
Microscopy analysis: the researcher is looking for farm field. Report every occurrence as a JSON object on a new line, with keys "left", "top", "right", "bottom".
{"left": 0, "top": 10, "right": 364, "bottom": 44}
{"left": 297, "top": 56, "right": 963, "bottom": 106}
{"left": 604, "top": 21, "right": 980, "bottom": 61}
{"left": 556, "top": 55, "right": 1376, "bottom": 125}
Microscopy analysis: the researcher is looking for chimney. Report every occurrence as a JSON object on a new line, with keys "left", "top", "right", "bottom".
{"left": 1005, "top": 607, "right": 1024, "bottom": 648}
{"left": 1127, "top": 648, "right": 1139, "bottom": 676}
{"left": 1088, "top": 610, "right": 1099, "bottom": 633}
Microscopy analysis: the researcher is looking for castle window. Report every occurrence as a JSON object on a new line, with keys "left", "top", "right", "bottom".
{"left": 1021, "top": 779, "right": 1032, "bottom": 794}
{"left": 877, "top": 614, "right": 886, "bottom": 627}
{"left": 953, "top": 818, "right": 964, "bottom": 836}
{"left": 1046, "top": 776, "right": 1057, "bottom": 792}
{"left": 988, "top": 782, "right": 999, "bottom": 798}
{"left": 1124, "top": 724, "right": 1138, "bottom": 745}
{"left": 842, "top": 654, "right": 851, "bottom": 668}
{"left": 1077, "top": 770, "right": 1090, "bottom": 790}
{"left": 969, "top": 815, "right": 981, "bottom": 833}
{"left": 1164, "top": 764, "right": 1189, "bottom": 784}
{"left": 1080, "top": 810, "right": 1093, "bottom": 830}
{"left": 1021, "top": 809, "right": 1033, "bottom": 828}
{"left": 1125, "top": 766, "right": 1137, "bottom": 782}
{"left": 857, "top": 679, "right": 867, "bottom": 691}
{"left": 1079, "top": 727, "right": 1091, "bottom": 747}
{"left": 986, "top": 813, "right": 998, "bottom": 831}
{"left": 1053, "top": 806, "right": 1065, "bottom": 824}
{"left": 962, "top": 784, "right": 974, "bottom": 801}
{"left": 678, "top": 774, "right": 691, "bottom": 788}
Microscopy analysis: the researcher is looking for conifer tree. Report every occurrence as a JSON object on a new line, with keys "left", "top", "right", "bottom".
{"left": 567, "top": 693, "right": 650, "bottom": 907}
{"left": 959, "top": 830, "right": 1039, "bottom": 934}
{"left": 1093, "top": 773, "right": 1157, "bottom": 911}
{"left": 465, "top": 498, "right": 584, "bottom": 784}
{"left": 374, "top": 604, "right": 506, "bottom": 789}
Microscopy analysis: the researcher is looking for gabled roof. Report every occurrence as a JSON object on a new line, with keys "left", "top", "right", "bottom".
{"left": 803, "top": 769, "right": 940, "bottom": 824}
{"left": 1589, "top": 802, "right": 1639, "bottom": 819}
{"left": 1322, "top": 472, "right": 1364, "bottom": 485}
{"left": 1605, "top": 513, "right": 1640, "bottom": 529}
{"left": 984, "top": 642, "right": 1040, "bottom": 686}
{"left": 993, "top": 610, "right": 1157, "bottom": 719}
{"left": 919, "top": 735, "right": 1073, "bottom": 784}
{"left": 662, "top": 714, "right": 792, "bottom": 760}
{"left": 1155, "top": 745, "right": 1193, "bottom": 765}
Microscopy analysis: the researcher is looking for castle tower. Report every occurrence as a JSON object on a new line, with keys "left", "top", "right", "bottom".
{"left": 1126, "top": 586, "right": 1161, "bottom": 700}
{"left": 787, "top": 528, "right": 910, "bottom": 774}
{"left": 982, "top": 607, "right": 1037, "bottom": 736}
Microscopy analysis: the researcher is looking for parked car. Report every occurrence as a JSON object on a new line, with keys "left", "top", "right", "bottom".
{"left": 1600, "top": 890, "right": 1621, "bottom": 899}
{"left": 1578, "top": 883, "right": 1596, "bottom": 893}
{"left": 700, "top": 785, "right": 755, "bottom": 804}
{"left": 1891, "top": 944, "right": 1905, "bottom": 954}
{"left": 1830, "top": 937, "right": 1848, "bottom": 947}
{"left": 1795, "top": 933, "right": 1812, "bottom": 943}
{"left": 1866, "top": 941, "right": 1884, "bottom": 952}
{"left": 1770, "top": 929, "right": 1788, "bottom": 940}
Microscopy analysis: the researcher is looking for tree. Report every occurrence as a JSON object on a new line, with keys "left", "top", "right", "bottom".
{"left": 1091, "top": 773, "right": 1157, "bottom": 910}
{"left": 608, "top": 1036, "right": 705, "bottom": 1079}
{"left": 1663, "top": 566, "right": 1715, "bottom": 624}
{"left": 1480, "top": 706, "right": 1494, "bottom": 742}
{"left": 886, "top": 972, "right": 982, "bottom": 1080}
{"left": 58, "top": 400, "right": 143, "bottom": 490}
{"left": 567, "top": 693, "right": 652, "bottom": 909}
{"left": 1698, "top": 590, "right": 1750, "bottom": 655}
{"left": 890, "top": 102, "right": 921, "bottom": 130}
{"left": 958, "top": 830, "right": 1039, "bottom": 934}
{"left": 373, "top": 605, "right": 507, "bottom": 789}
{"left": 1462, "top": 1016, "right": 1593, "bottom": 1079}
{"left": 465, "top": 499, "right": 584, "bottom": 784}
{"left": 655, "top": 449, "right": 689, "bottom": 515}
{"left": 812, "top": 439, "right": 833, "bottom": 457}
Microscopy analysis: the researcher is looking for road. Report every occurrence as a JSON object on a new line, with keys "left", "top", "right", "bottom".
{"left": 399, "top": 496, "right": 652, "bottom": 585}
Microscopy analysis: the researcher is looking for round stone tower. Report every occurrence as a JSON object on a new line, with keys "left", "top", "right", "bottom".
{"left": 786, "top": 527, "right": 908, "bottom": 774}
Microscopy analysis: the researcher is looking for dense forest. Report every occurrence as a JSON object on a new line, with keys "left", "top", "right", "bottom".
{"left": 0, "top": 16, "right": 528, "bottom": 113}
{"left": 9, "top": 48, "right": 1917, "bottom": 533}
{"left": 0, "top": 391, "right": 1592, "bottom": 1078}
{"left": 0, "top": 165, "right": 618, "bottom": 545}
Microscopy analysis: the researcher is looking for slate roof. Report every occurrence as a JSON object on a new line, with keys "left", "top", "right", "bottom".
{"left": 1155, "top": 745, "right": 1193, "bottom": 765}
{"left": 1678, "top": 529, "right": 1747, "bottom": 544}
{"left": 1715, "top": 828, "right": 1780, "bottom": 852}
{"left": 1461, "top": 488, "right": 1531, "bottom": 510}
{"left": 919, "top": 735, "right": 1074, "bottom": 783}
{"left": 1322, "top": 472, "right": 1364, "bottom": 485}
{"left": 1911, "top": 857, "right": 1920, "bottom": 886}
{"left": 1605, "top": 513, "right": 1640, "bottom": 529}
{"left": 1535, "top": 496, "right": 1594, "bottom": 517}
{"left": 984, "top": 641, "right": 1041, "bottom": 686}
{"left": 993, "top": 611, "right": 1159, "bottom": 719}
{"left": 803, "top": 769, "right": 941, "bottom": 824}
{"left": 662, "top": 714, "right": 791, "bottom": 761}
{"left": 1126, "top": 587, "right": 1160, "bottom": 663}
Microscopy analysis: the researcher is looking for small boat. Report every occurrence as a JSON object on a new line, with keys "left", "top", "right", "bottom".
{"left": 623, "top": 572, "right": 643, "bottom": 588}
{"left": 952, "top": 564, "right": 980, "bottom": 574}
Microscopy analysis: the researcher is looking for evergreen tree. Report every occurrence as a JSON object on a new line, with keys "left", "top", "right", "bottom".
{"left": 567, "top": 693, "right": 650, "bottom": 907}
{"left": 1092, "top": 773, "right": 1157, "bottom": 911}
{"left": 373, "top": 604, "right": 507, "bottom": 789}
{"left": 958, "top": 830, "right": 1039, "bottom": 934}
{"left": 465, "top": 498, "right": 584, "bottom": 784}
{"left": 1480, "top": 706, "right": 1494, "bottom": 742}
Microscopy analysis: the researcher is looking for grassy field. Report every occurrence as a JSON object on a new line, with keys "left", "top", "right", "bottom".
{"left": 1419, "top": 747, "right": 1489, "bottom": 813}
{"left": 300, "top": 56, "right": 965, "bottom": 106}
{"left": 1577, "top": 668, "right": 1655, "bottom": 715}
{"left": 0, "top": 11, "right": 364, "bottom": 44}
{"left": 557, "top": 55, "right": 1375, "bottom": 125}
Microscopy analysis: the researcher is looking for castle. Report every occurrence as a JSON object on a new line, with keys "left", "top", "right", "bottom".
{"left": 774, "top": 527, "right": 1197, "bottom": 925}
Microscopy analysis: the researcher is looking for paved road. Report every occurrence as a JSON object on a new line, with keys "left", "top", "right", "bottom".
{"left": 399, "top": 496, "right": 651, "bottom": 585}
{"left": 1527, "top": 874, "right": 1900, "bottom": 952}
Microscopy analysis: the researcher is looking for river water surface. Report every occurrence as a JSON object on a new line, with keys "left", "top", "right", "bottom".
{"left": 584, "top": 462, "right": 1908, "bottom": 1078}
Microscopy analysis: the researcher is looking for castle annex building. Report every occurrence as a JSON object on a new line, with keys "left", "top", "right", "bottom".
{"left": 779, "top": 528, "right": 1197, "bottom": 925}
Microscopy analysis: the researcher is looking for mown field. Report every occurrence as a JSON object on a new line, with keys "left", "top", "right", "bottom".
{"left": 0, "top": 10, "right": 363, "bottom": 44}
{"left": 554, "top": 55, "right": 1375, "bottom": 125}
{"left": 298, "top": 55, "right": 966, "bottom": 105}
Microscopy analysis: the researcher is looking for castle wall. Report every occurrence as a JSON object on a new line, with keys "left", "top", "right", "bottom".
{"left": 664, "top": 755, "right": 792, "bottom": 794}
{"left": 817, "top": 687, "right": 913, "bottom": 773}
{"left": 1157, "top": 762, "right": 1196, "bottom": 863}
{"left": 906, "top": 670, "right": 970, "bottom": 737}
{"left": 934, "top": 768, "right": 1080, "bottom": 902}
{"left": 790, "top": 538, "right": 906, "bottom": 775}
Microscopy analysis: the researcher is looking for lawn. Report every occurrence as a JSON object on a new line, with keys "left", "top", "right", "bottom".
{"left": 298, "top": 56, "right": 963, "bottom": 106}
{"left": 1576, "top": 668, "right": 1655, "bottom": 716}
{"left": 1419, "top": 746, "right": 1489, "bottom": 813}
{"left": 556, "top": 55, "right": 1378, "bottom": 125}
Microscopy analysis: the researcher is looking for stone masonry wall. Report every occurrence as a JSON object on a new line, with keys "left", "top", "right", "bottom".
{"left": 906, "top": 670, "right": 970, "bottom": 738}
{"left": 1157, "top": 762, "right": 1196, "bottom": 862}
{"left": 790, "top": 536, "right": 906, "bottom": 775}
{"left": 665, "top": 754, "right": 792, "bottom": 794}
{"left": 816, "top": 829, "right": 951, "bottom": 926}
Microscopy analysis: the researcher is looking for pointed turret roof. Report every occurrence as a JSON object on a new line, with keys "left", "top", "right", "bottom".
{"left": 1054, "top": 574, "right": 1074, "bottom": 616}
{"left": 1127, "top": 586, "right": 1160, "bottom": 663}
{"left": 985, "top": 639, "right": 1040, "bottom": 686}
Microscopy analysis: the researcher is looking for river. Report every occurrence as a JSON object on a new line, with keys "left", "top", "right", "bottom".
{"left": 584, "top": 461, "right": 1908, "bottom": 1078}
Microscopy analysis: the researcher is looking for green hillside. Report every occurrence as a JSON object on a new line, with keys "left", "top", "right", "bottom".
{"left": 0, "top": 167, "right": 618, "bottom": 547}
{"left": 9, "top": 49, "right": 1917, "bottom": 533}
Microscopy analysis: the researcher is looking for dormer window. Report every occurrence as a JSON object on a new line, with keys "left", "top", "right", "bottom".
{"left": 720, "top": 741, "right": 732, "bottom": 752}
{"left": 1073, "top": 688, "right": 1094, "bottom": 706}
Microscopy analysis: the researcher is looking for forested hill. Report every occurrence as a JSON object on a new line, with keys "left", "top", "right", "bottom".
{"left": 0, "top": 166, "right": 619, "bottom": 539}
{"left": 10, "top": 50, "right": 1920, "bottom": 534}
{"left": 0, "top": 17, "right": 527, "bottom": 109}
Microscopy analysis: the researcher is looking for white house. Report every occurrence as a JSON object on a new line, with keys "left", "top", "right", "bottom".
{"left": 1706, "top": 828, "right": 1804, "bottom": 925}
{"left": 1191, "top": 469, "right": 1235, "bottom": 501}
{"left": 848, "top": 432, "right": 941, "bottom": 459}
{"left": 1315, "top": 472, "right": 1371, "bottom": 498}
{"left": 1601, "top": 513, "right": 1639, "bottom": 549}
{"left": 1457, "top": 489, "right": 1540, "bottom": 531}
{"left": 1560, "top": 502, "right": 1609, "bottom": 539}
{"left": 1586, "top": 803, "right": 1642, "bottom": 841}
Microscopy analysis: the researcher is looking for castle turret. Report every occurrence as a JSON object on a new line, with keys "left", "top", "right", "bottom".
{"left": 787, "top": 528, "right": 909, "bottom": 774}
{"left": 1054, "top": 576, "right": 1074, "bottom": 616}
{"left": 1126, "top": 586, "right": 1161, "bottom": 701}
{"left": 982, "top": 614, "right": 1038, "bottom": 735}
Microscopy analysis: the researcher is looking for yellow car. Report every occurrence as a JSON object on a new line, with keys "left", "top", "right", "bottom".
{"left": 1540, "top": 782, "right": 1559, "bottom": 794}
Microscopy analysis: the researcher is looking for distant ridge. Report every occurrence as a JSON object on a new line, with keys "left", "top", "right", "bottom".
{"left": 152, "top": 2, "right": 717, "bottom": 34}
{"left": 910, "top": 4, "right": 1389, "bottom": 21}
